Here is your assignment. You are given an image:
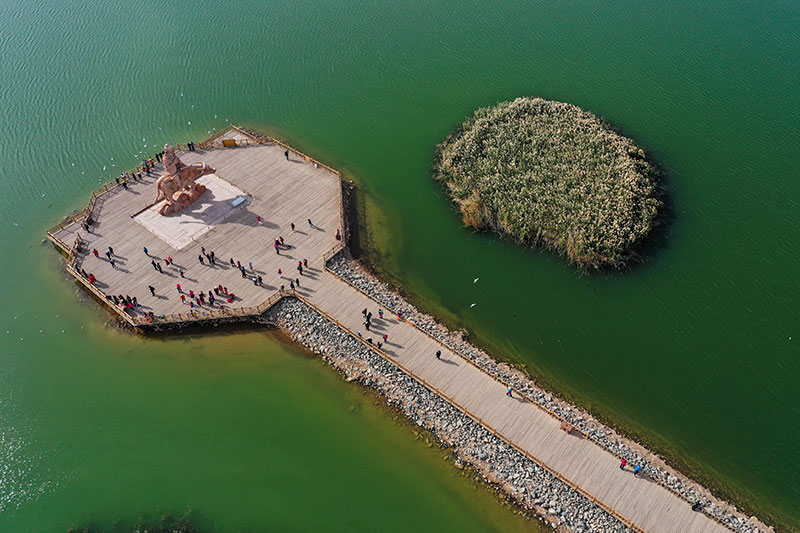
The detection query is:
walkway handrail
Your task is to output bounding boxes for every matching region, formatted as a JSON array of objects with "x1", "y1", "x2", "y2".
[
  {"x1": 322, "y1": 252, "x2": 737, "y2": 531},
  {"x1": 288, "y1": 292, "x2": 645, "y2": 533}
]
